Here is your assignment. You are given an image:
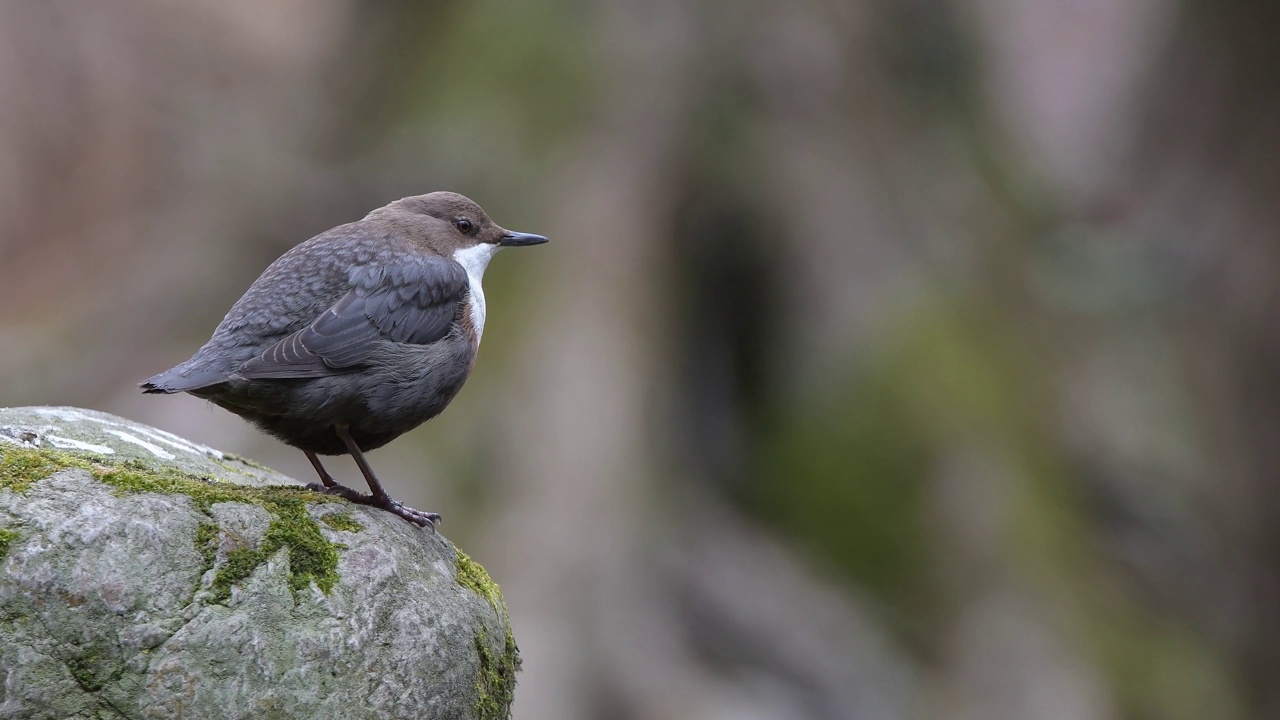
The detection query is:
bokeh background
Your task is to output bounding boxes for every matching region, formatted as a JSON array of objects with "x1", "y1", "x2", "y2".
[{"x1": 1, "y1": 1, "x2": 1278, "y2": 718}]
